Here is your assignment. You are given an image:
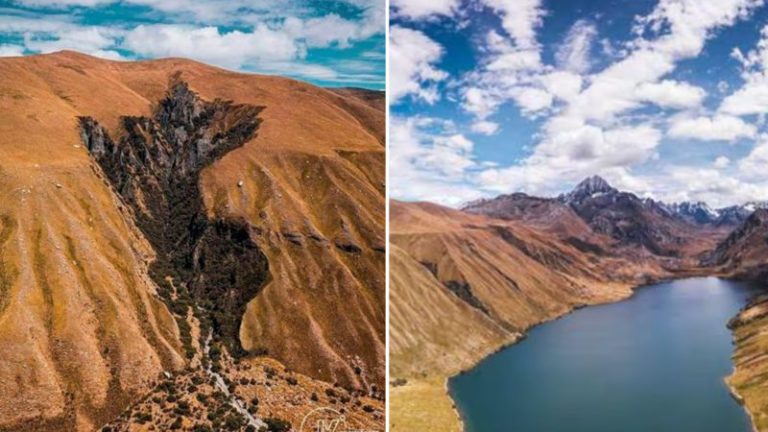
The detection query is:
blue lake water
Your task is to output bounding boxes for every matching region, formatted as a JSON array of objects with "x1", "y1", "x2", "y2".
[{"x1": 449, "y1": 277, "x2": 760, "y2": 432}]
